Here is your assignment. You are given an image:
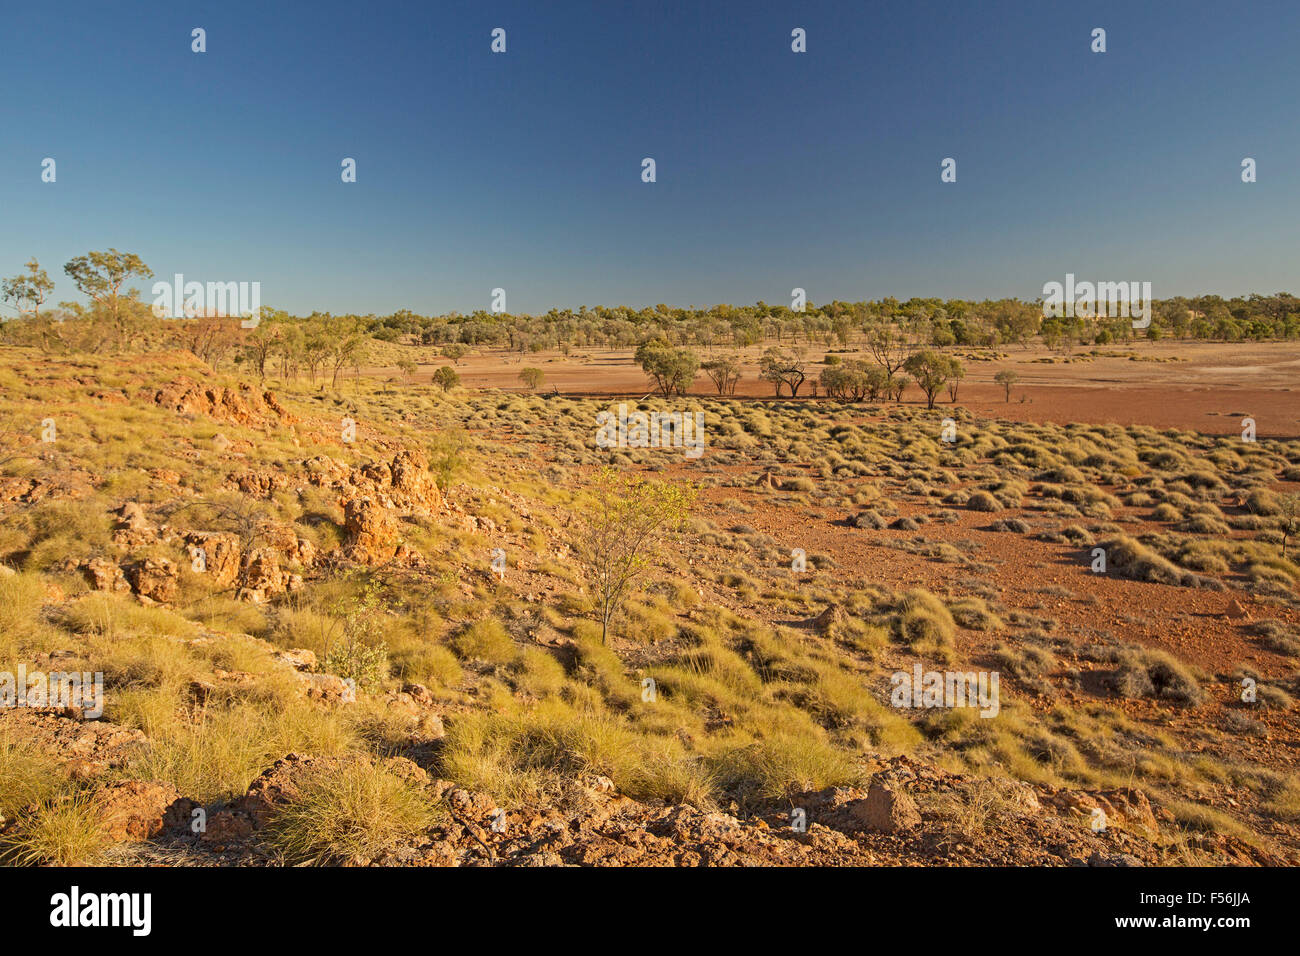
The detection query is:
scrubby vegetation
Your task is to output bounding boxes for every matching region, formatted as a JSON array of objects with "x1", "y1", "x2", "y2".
[{"x1": 0, "y1": 328, "x2": 1298, "y2": 867}]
